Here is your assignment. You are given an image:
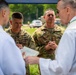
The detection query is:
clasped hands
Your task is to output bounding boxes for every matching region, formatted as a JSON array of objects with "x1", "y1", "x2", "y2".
[{"x1": 45, "y1": 41, "x2": 57, "y2": 50}]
